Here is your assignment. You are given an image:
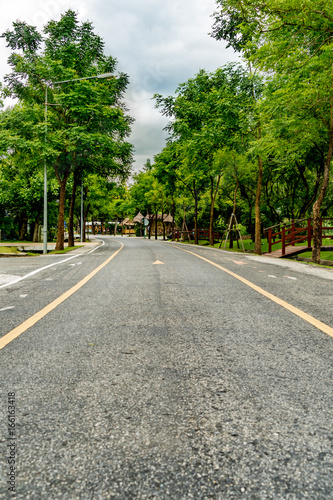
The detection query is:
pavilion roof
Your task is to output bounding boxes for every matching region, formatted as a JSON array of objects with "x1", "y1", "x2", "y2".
[{"x1": 132, "y1": 211, "x2": 145, "y2": 223}]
